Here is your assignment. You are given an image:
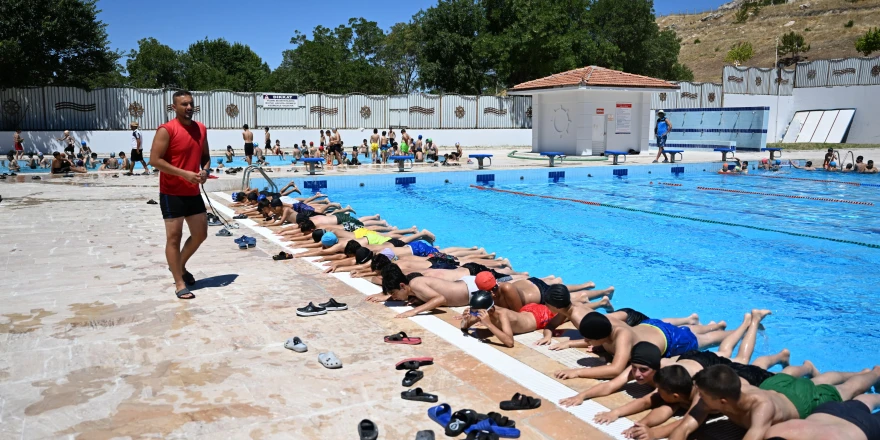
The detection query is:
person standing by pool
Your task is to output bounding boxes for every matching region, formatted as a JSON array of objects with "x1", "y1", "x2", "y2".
[
  {"x1": 13, "y1": 129, "x2": 24, "y2": 160},
  {"x1": 58, "y1": 130, "x2": 76, "y2": 156},
  {"x1": 242, "y1": 124, "x2": 254, "y2": 166},
  {"x1": 264, "y1": 127, "x2": 272, "y2": 154},
  {"x1": 149, "y1": 90, "x2": 210, "y2": 300},
  {"x1": 369, "y1": 129, "x2": 380, "y2": 164},
  {"x1": 328, "y1": 128, "x2": 343, "y2": 169},
  {"x1": 652, "y1": 110, "x2": 672, "y2": 163},
  {"x1": 129, "y1": 121, "x2": 150, "y2": 175}
]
